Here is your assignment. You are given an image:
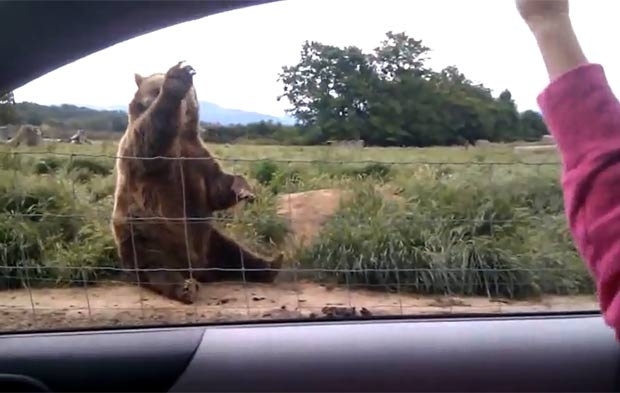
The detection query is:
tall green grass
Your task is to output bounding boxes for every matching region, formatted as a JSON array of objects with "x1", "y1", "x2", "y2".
[{"x1": 0, "y1": 142, "x2": 591, "y2": 299}]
